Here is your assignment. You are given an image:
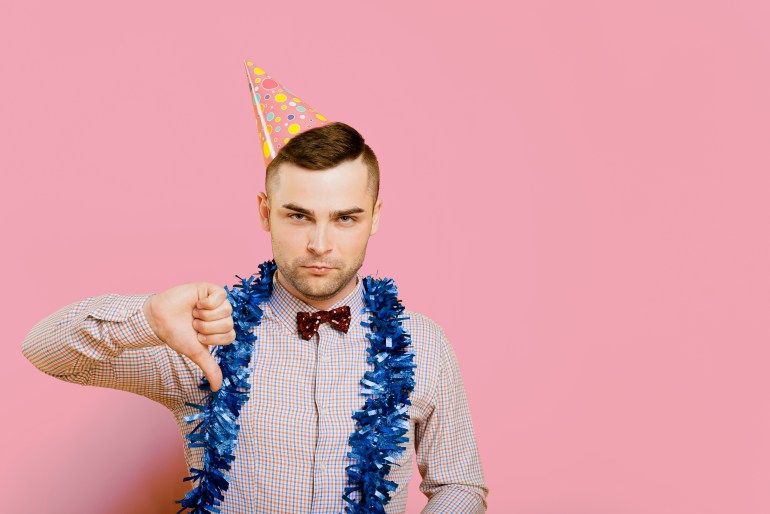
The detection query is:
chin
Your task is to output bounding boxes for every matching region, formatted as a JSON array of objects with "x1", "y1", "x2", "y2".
[{"x1": 302, "y1": 273, "x2": 348, "y2": 294}]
